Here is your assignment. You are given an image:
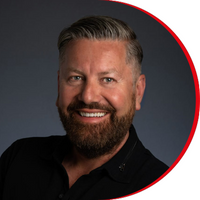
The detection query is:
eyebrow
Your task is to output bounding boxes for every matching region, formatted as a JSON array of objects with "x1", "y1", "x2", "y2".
[
  {"x1": 66, "y1": 67, "x2": 119, "y2": 76},
  {"x1": 98, "y1": 69, "x2": 119, "y2": 76},
  {"x1": 65, "y1": 67, "x2": 85, "y2": 75}
]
